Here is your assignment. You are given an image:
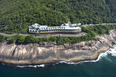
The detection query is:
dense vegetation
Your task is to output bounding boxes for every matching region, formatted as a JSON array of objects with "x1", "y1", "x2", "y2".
[
  {"x1": 0, "y1": 0, "x2": 116, "y2": 33},
  {"x1": 0, "y1": 25, "x2": 116, "y2": 45}
]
